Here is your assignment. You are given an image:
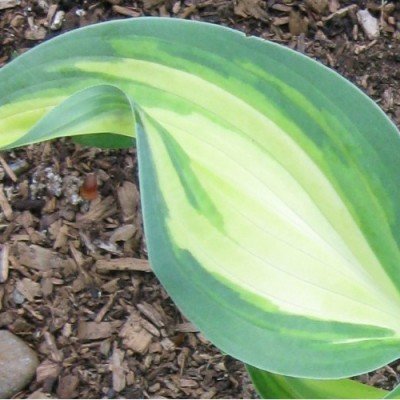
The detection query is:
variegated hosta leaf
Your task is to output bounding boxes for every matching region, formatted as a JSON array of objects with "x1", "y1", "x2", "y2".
[
  {"x1": 1, "y1": 18, "x2": 400, "y2": 379},
  {"x1": 246, "y1": 365, "x2": 387, "y2": 399}
]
